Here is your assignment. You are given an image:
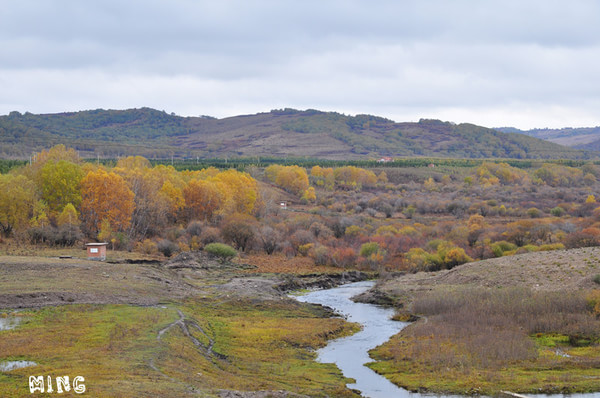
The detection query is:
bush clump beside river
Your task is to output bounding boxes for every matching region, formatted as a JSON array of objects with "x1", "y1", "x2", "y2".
[{"x1": 368, "y1": 286, "x2": 600, "y2": 395}]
